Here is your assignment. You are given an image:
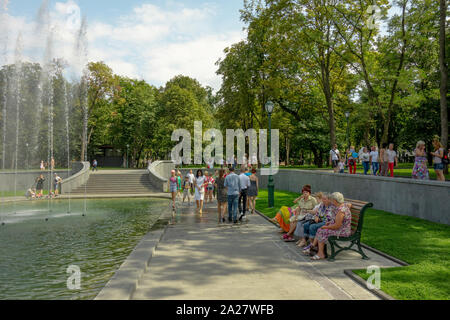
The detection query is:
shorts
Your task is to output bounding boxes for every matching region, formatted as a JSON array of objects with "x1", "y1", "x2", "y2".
[
  {"x1": 183, "y1": 189, "x2": 191, "y2": 198},
  {"x1": 332, "y1": 160, "x2": 339, "y2": 168},
  {"x1": 434, "y1": 163, "x2": 444, "y2": 171},
  {"x1": 170, "y1": 185, "x2": 177, "y2": 193},
  {"x1": 207, "y1": 185, "x2": 214, "y2": 191}
]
